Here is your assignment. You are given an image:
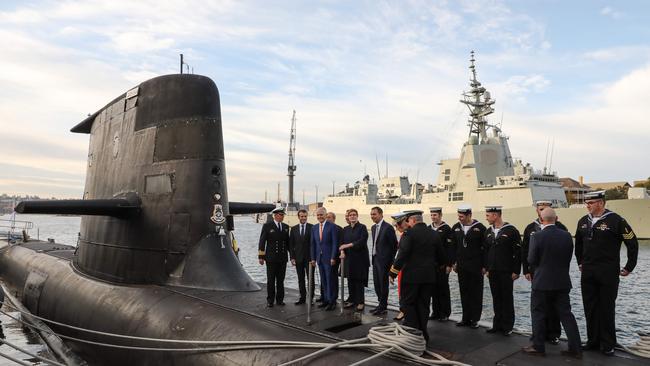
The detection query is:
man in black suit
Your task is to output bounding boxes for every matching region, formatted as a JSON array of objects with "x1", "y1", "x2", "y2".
[
  {"x1": 370, "y1": 206, "x2": 398, "y2": 315},
  {"x1": 522, "y1": 200, "x2": 568, "y2": 345},
  {"x1": 258, "y1": 207, "x2": 291, "y2": 307},
  {"x1": 289, "y1": 209, "x2": 313, "y2": 305},
  {"x1": 522, "y1": 207, "x2": 582, "y2": 359},
  {"x1": 389, "y1": 210, "x2": 446, "y2": 342}
]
